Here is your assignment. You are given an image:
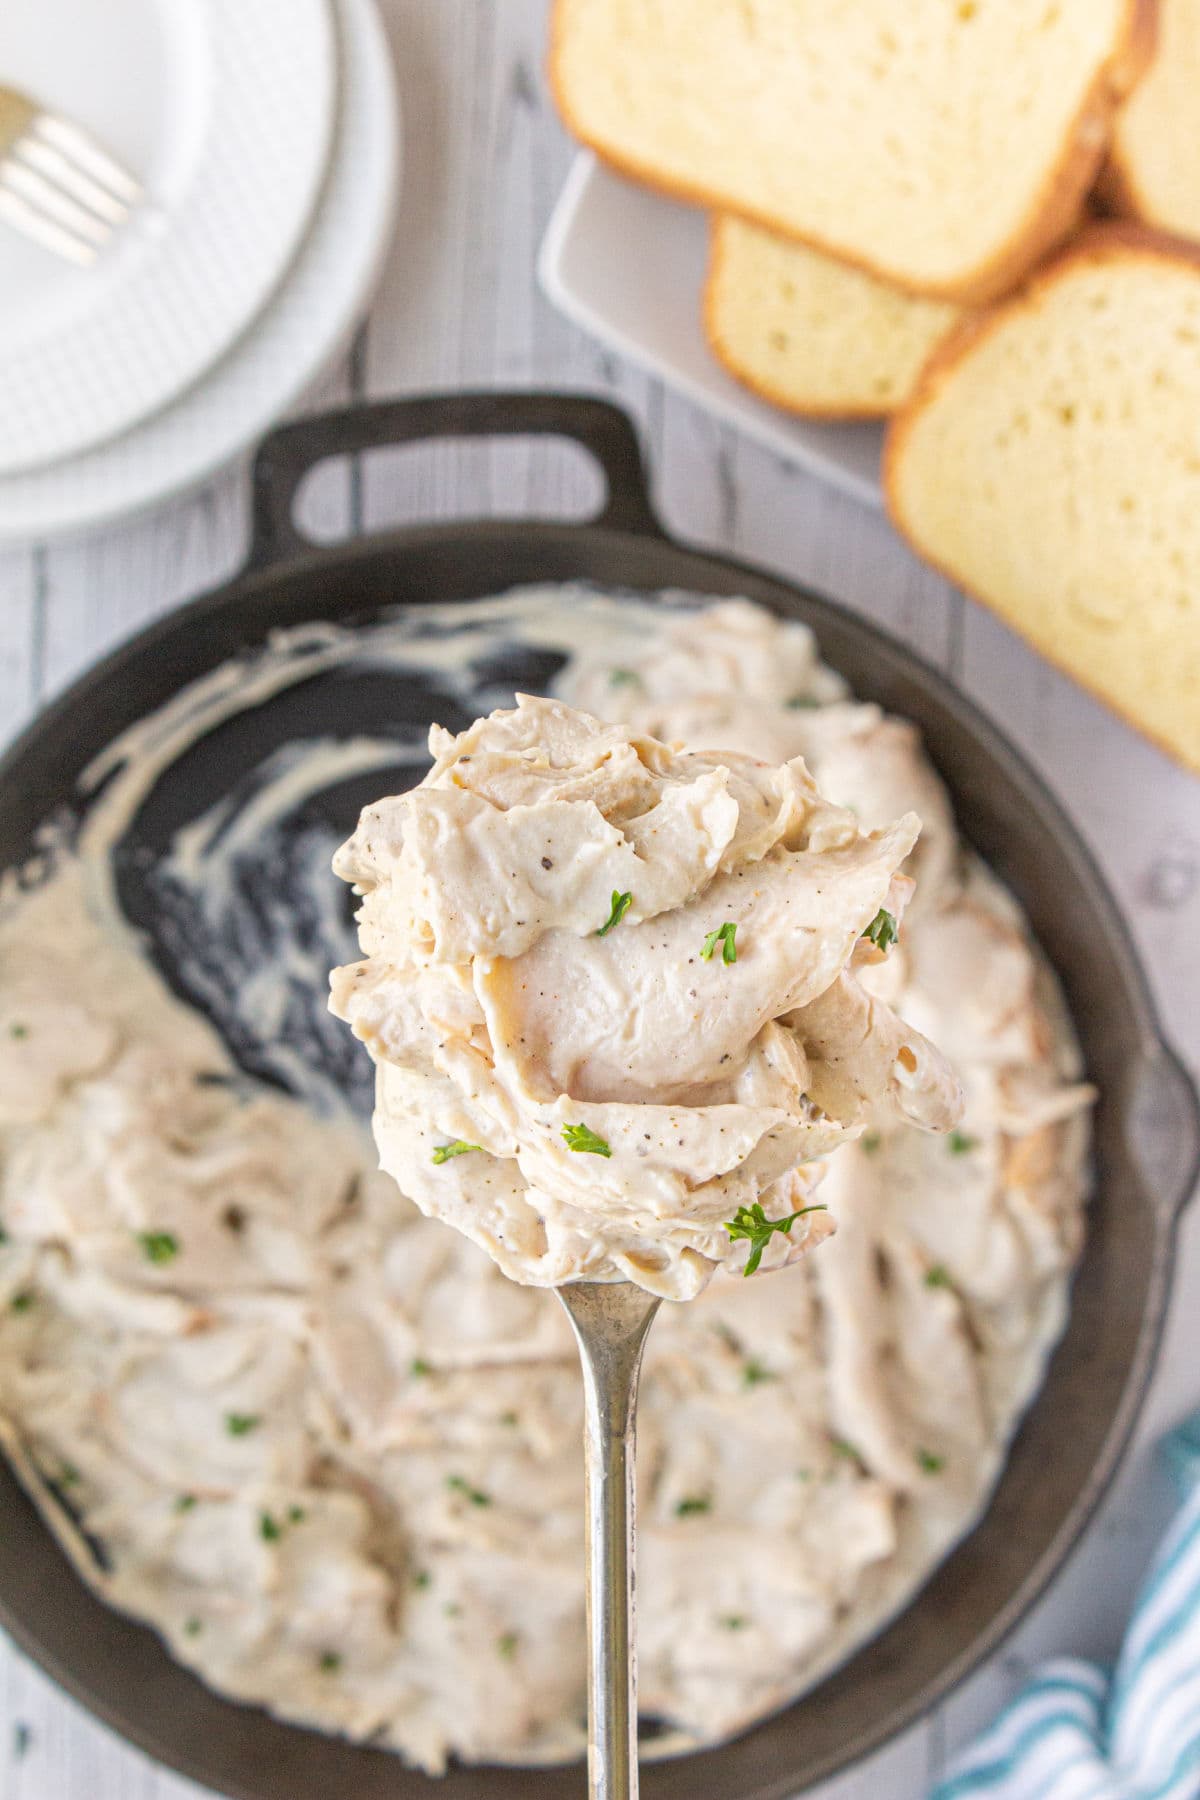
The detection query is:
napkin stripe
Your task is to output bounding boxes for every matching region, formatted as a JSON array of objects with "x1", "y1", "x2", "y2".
[{"x1": 931, "y1": 1412, "x2": 1200, "y2": 1800}]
